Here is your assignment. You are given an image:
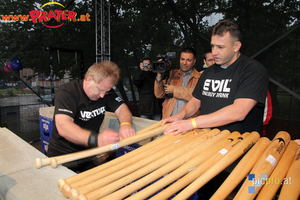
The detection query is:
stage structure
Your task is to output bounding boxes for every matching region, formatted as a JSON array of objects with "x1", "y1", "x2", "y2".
[
  {"x1": 49, "y1": 47, "x2": 84, "y2": 105},
  {"x1": 95, "y1": 0, "x2": 110, "y2": 62}
]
